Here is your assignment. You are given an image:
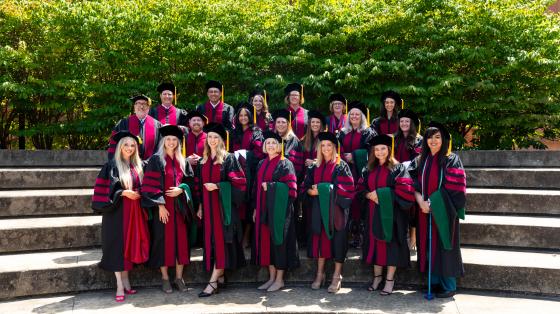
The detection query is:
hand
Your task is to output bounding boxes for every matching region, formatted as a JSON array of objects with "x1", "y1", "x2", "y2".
[
  {"x1": 305, "y1": 159, "x2": 315, "y2": 167},
  {"x1": 252, "y1": 211, "x2": 256, "y2": 223},
  {"x1": 204, "y1": 183, "x2": 219, "y2": 191},
  {"x1": 197, "y1": 204, "x2": 203, "y2": 219},
  {"x1": 159, "y1": 205, "x2": 170, "y2": 224},
  {"x1": 165, "y1": 187, "x2": 183, "y2": 197},
  {"x1": 187, "y1": 156, "x2": 198, "y2": 166},
  {"x1": 345, "y1": 153, "x2": 353, "y2": 162},
  {"x1": 122, "y1": 190, "x2": 140, "y2": 200},
  {"x1": 419, "y1": 200, "x2": 431, "y2": 214},
  {"x1": 367, "y1": 191, "x2": 378, "y2": 204},
  {"x1": 307, "y1": 184, "x2": 318, "y2": 196},
  {"x1": 261, "y1": 182, "x2": 267, "y2": 191}
]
